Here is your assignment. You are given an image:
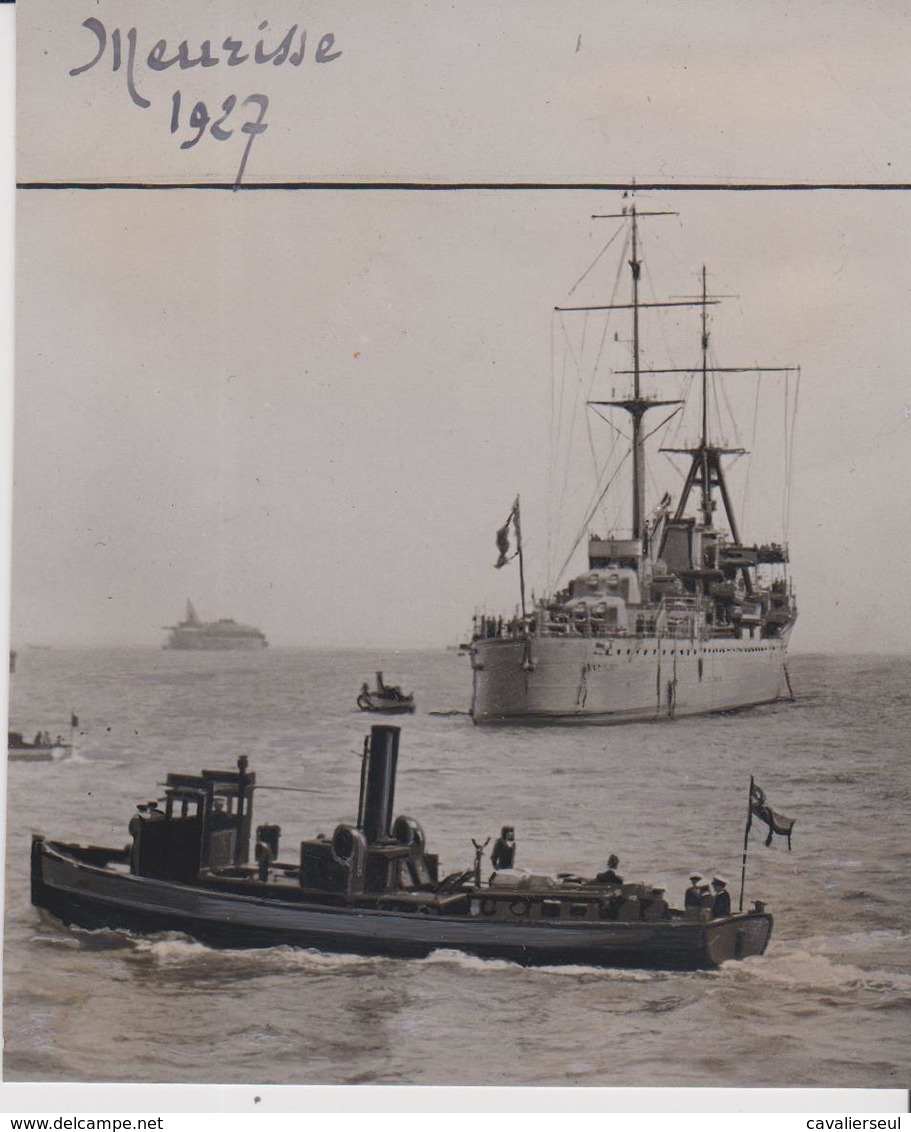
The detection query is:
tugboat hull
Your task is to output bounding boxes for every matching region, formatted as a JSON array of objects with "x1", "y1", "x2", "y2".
[{"x1": 32, "y1": 838, "x2": 772, "y2": 970}]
